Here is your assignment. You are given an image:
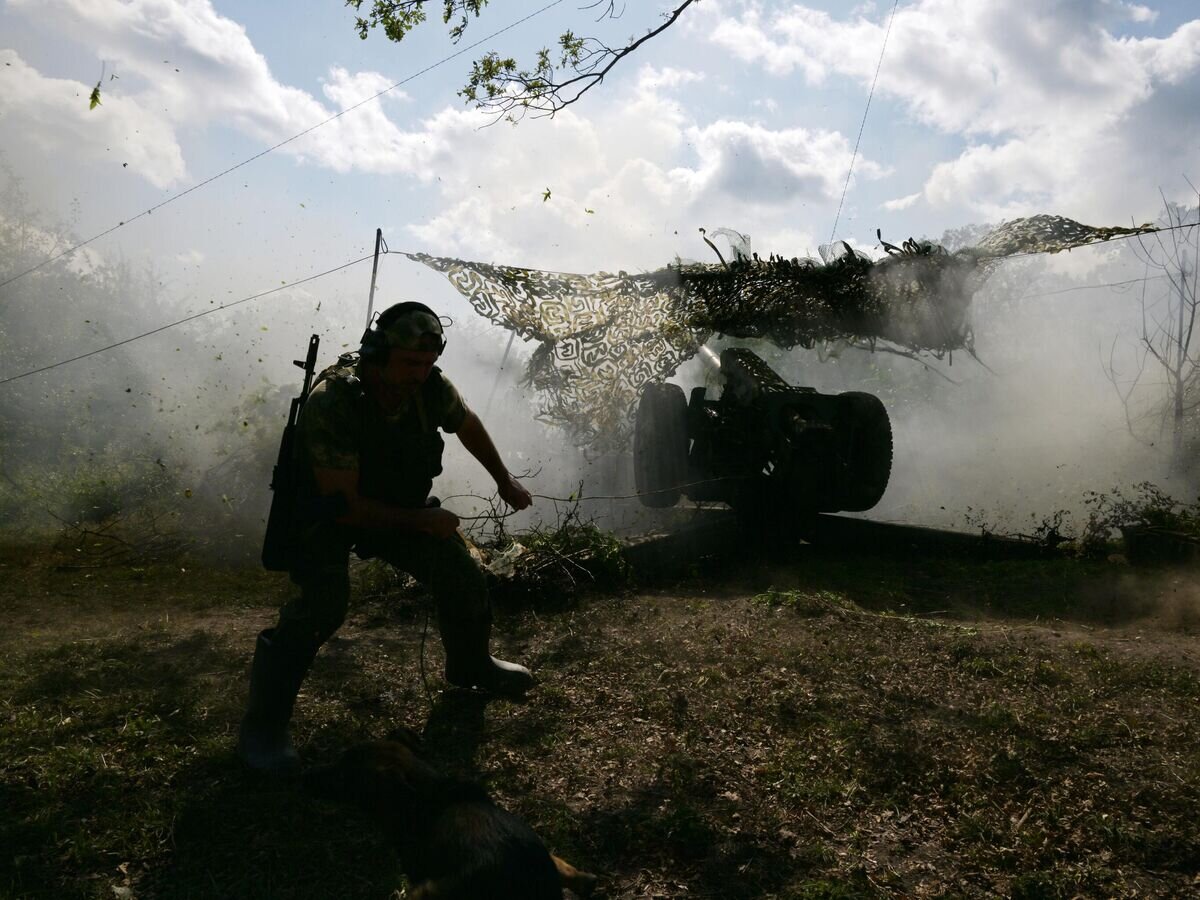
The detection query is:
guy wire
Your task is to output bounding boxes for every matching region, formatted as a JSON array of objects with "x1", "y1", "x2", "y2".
[
  {"x1": 829, "y1": 0, "x2": 900, "y2": 245},
  {"x1": 0, "y1": 252, "x2": 376, "y2": 386}
]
